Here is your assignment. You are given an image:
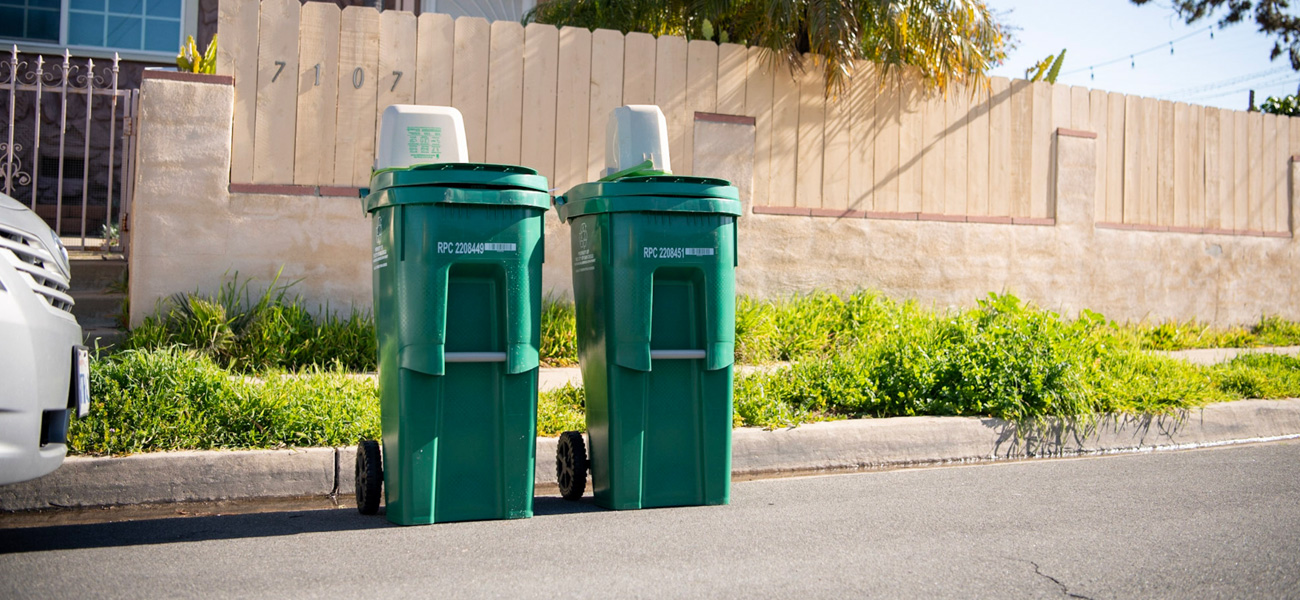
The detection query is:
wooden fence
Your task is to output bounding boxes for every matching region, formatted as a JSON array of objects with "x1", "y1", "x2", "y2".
[{"x1": 217, "y1": 0, "x2": 1295, "y2": 234}]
